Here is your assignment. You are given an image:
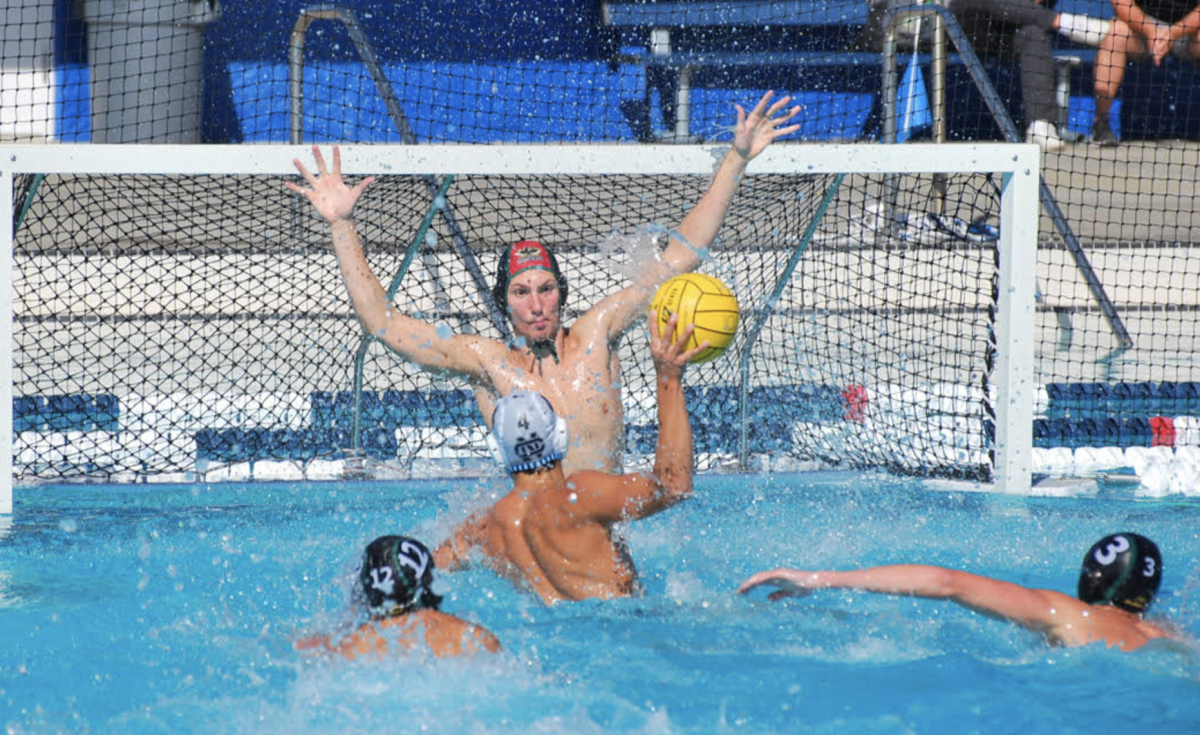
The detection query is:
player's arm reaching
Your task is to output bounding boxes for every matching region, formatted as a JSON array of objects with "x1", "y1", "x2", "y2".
[
  {"x1": 666, "y1": 90, "x2": 801, "y2": 274},
  {"x1": 570, "y1": 314, "x2": 702, "y2": 522},
  {"x1": 581, "y1": 91, "x2": 801, "y2": 341},
  {"x1": 286, "y1": 145, "x2": 495, "y2": 380},
  {"x1": 737, "y1": 565, "x2": 1075, "y2": 636}
]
